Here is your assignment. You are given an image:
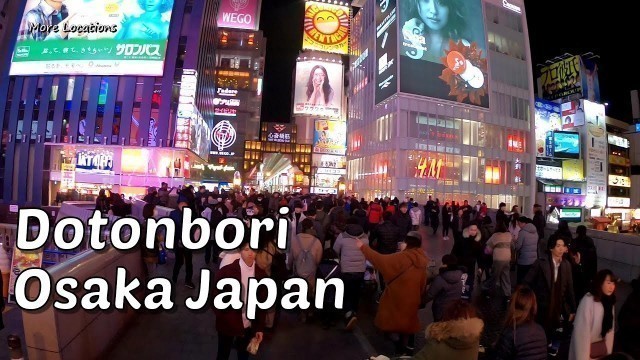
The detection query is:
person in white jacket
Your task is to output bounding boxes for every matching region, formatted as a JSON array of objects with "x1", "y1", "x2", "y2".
[
  {"x1": 409, "y1": 203, "x2": 422, "y2": 231},
  {"x1": 569, "y1": 269, "x2": 617, "y2": 360}
]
